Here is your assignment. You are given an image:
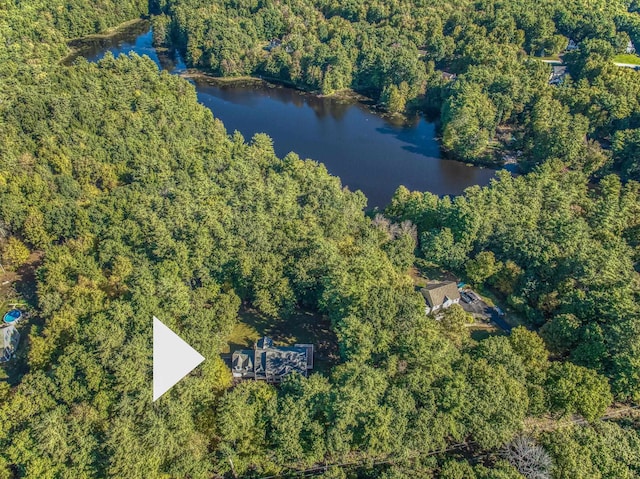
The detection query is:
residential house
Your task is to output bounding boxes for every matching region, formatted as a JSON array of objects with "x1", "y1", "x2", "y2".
[
  {"x1": 626, "y1": 40, "x2": 636, "y2": 54},
  {"x1": 566, "y1": 39, "x2": 579, "y2": 51},
  {"x1": 442, "y1": 71, "x2": 458, "y2": 81},
  {"x1": 0, "y1": 325, "x2": 19, "y2": 362},
  {"x1": 421, "y1": 281, "x2": 461, "y2": 315},
  {"x1": 266, "y1": 39, "x2": 282, "y2": 51},
  {"x1": 231, "y1": 336, "x2": 313, "y2": 383},
  {"x1": 549, "y1": 65, "x2": 567, "y2": 85},
  {"x1": 265, "y1": 38, "x2": 293, "y2": 54}
]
